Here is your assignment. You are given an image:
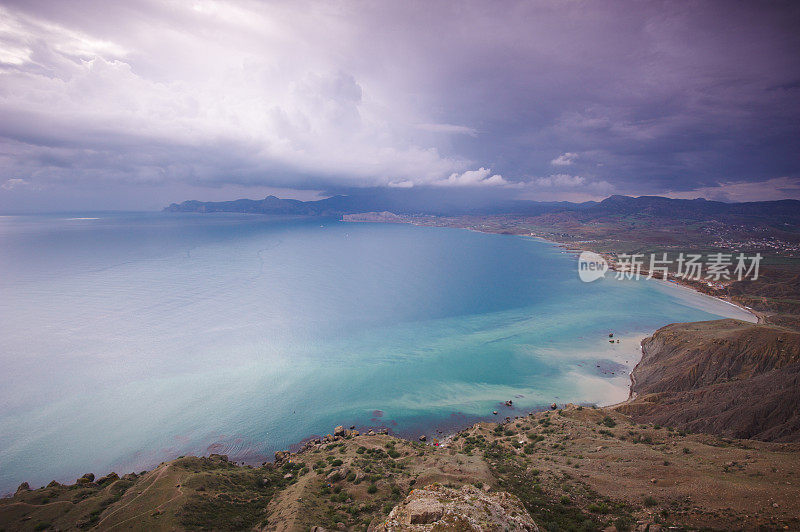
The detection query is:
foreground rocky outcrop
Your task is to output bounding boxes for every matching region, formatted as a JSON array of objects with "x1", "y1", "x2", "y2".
[
  {"x1": 616, "y1": 318, "x2": 800, "y2": 441},
  {"x1": 373, "y1": 484, "x2": 538, "y2": 531}
]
